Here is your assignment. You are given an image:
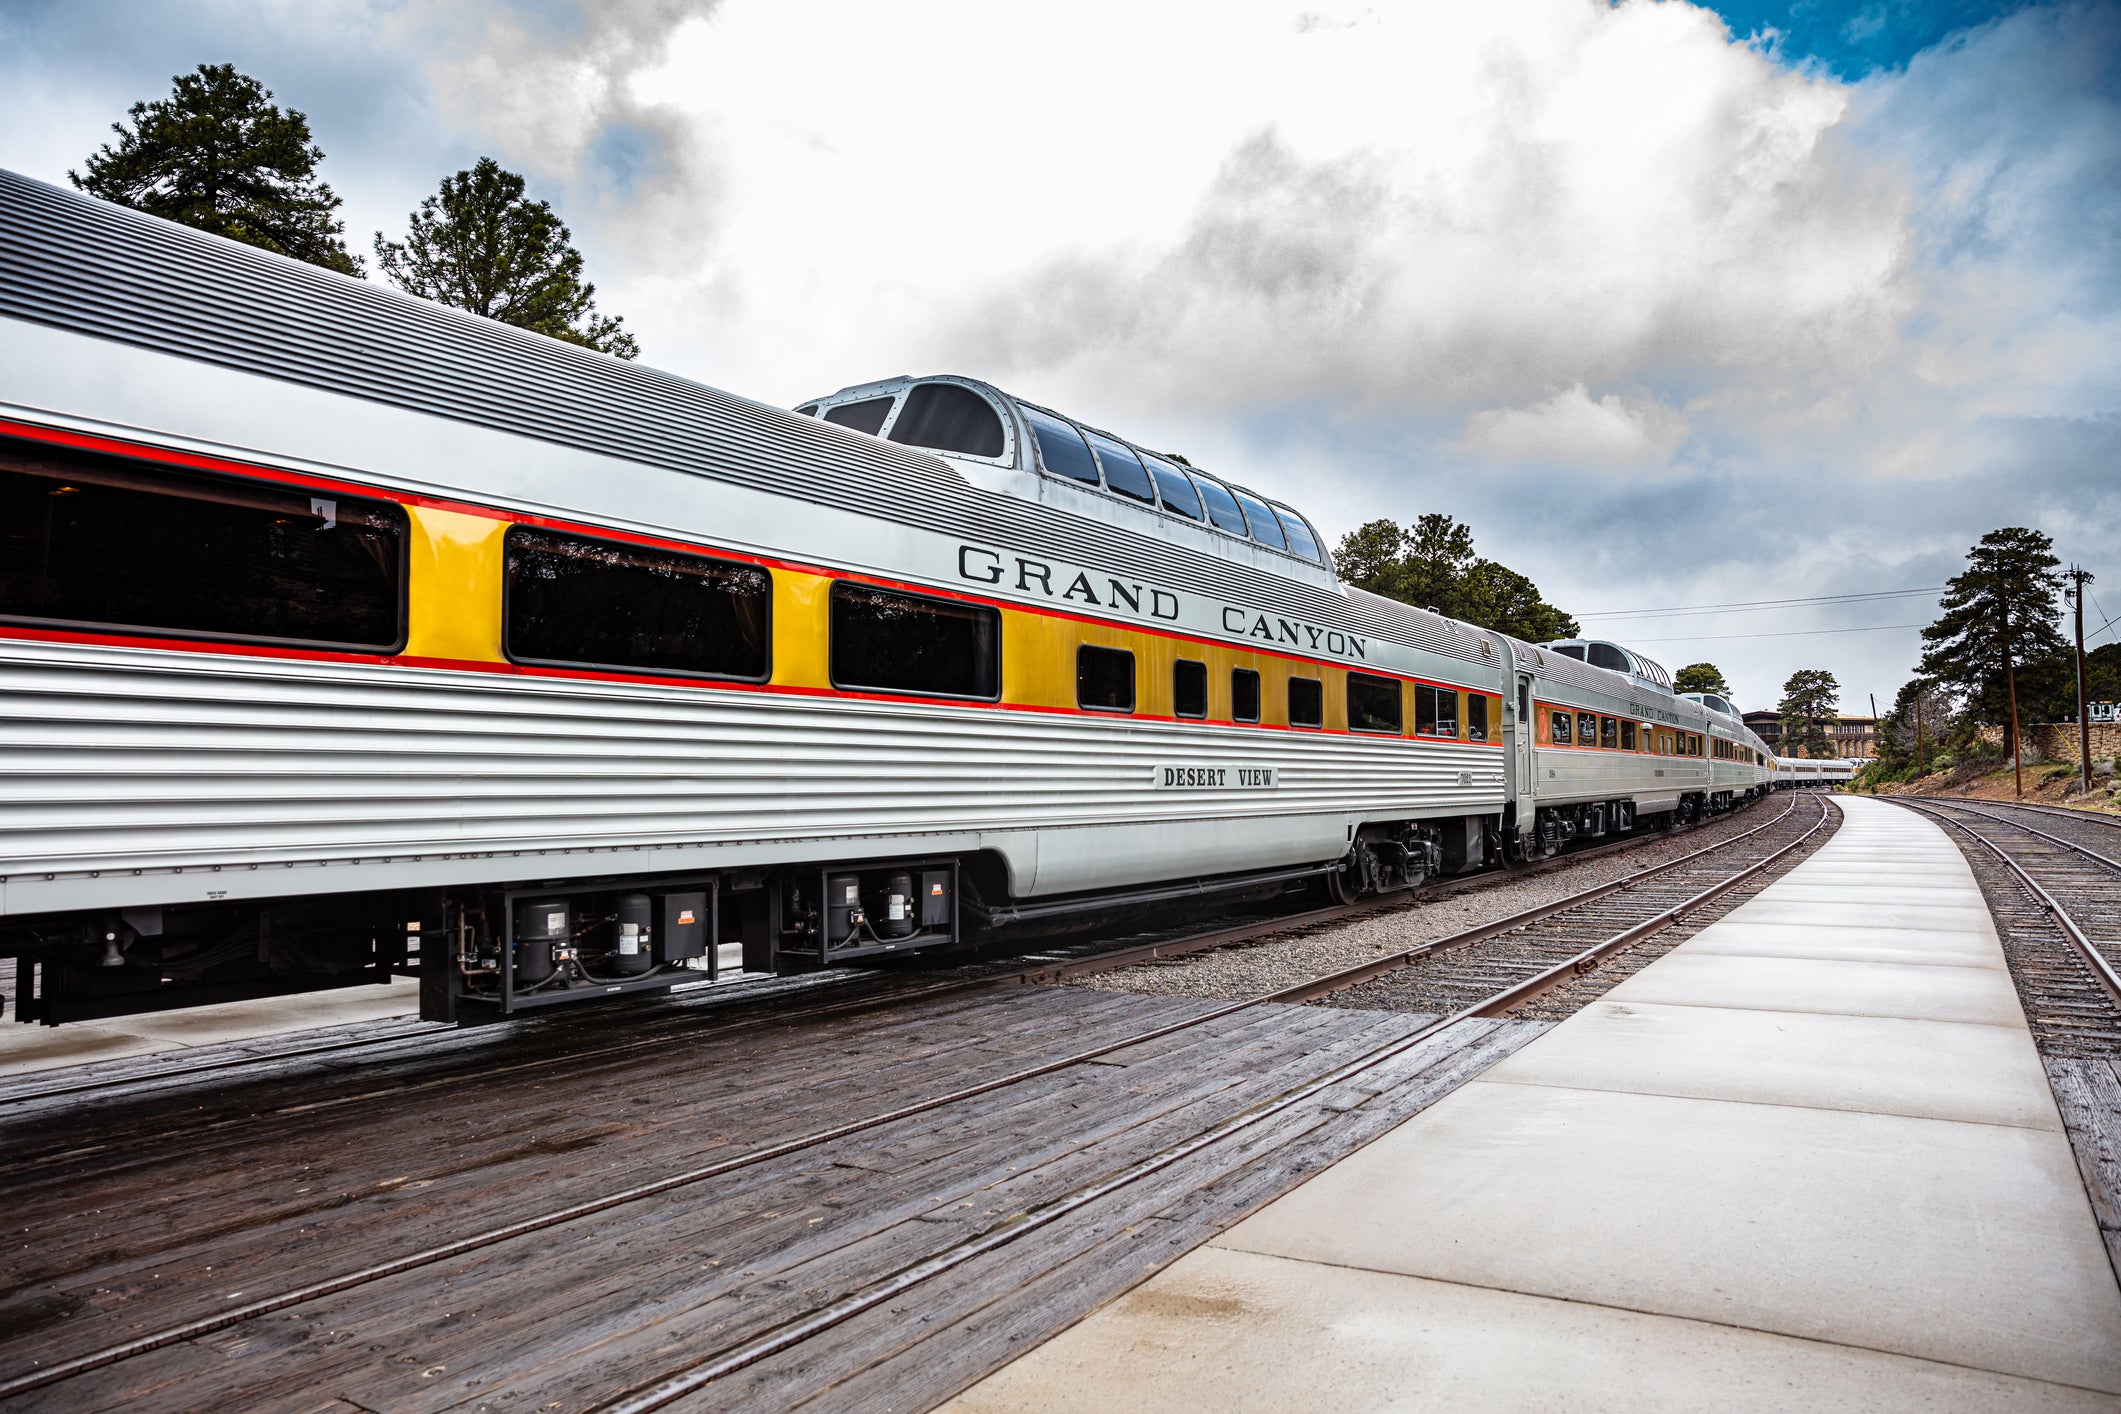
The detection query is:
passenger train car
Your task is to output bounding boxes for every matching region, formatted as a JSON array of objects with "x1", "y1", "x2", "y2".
[{"x1": 0, "y1": 170, "x2": 1773, "y2": 1026}]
